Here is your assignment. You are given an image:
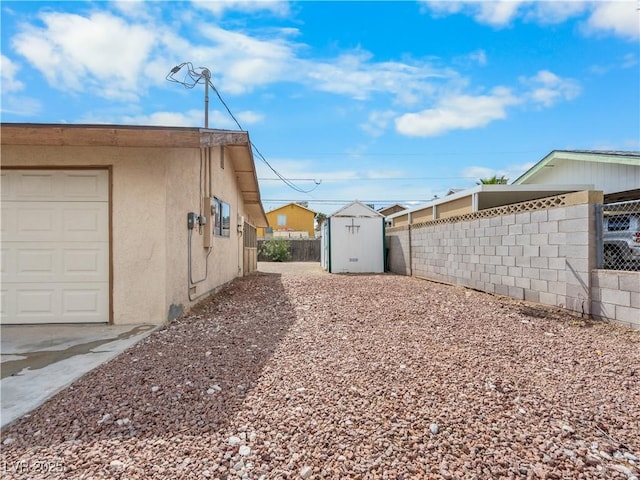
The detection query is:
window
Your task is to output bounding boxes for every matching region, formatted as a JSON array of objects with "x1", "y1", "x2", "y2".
[
  {"x1": 214, "y1": 197, "x2": 231, "y2": 237},
  {"x1": 277, "y1": 214, "x2": 287, "y2": 226}
]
